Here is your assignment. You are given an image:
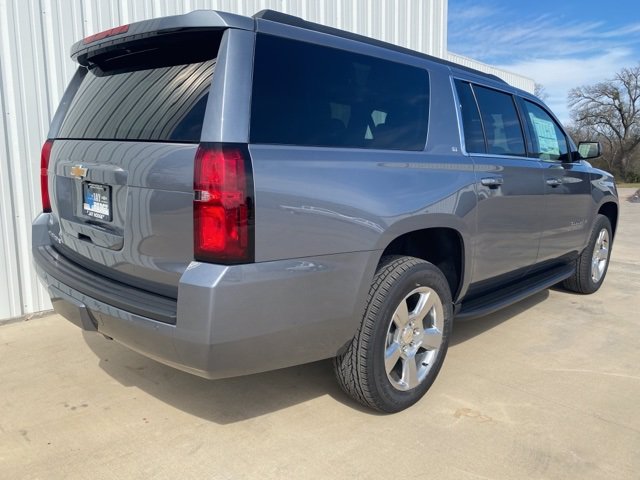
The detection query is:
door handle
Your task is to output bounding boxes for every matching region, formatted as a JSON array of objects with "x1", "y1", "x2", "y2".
[
  {"x1": 546, "y1": 178, "x2": 563, "y2": 187},
  {"x1": 480, "y1": 176, "x2": 504, "y2": 188}
]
